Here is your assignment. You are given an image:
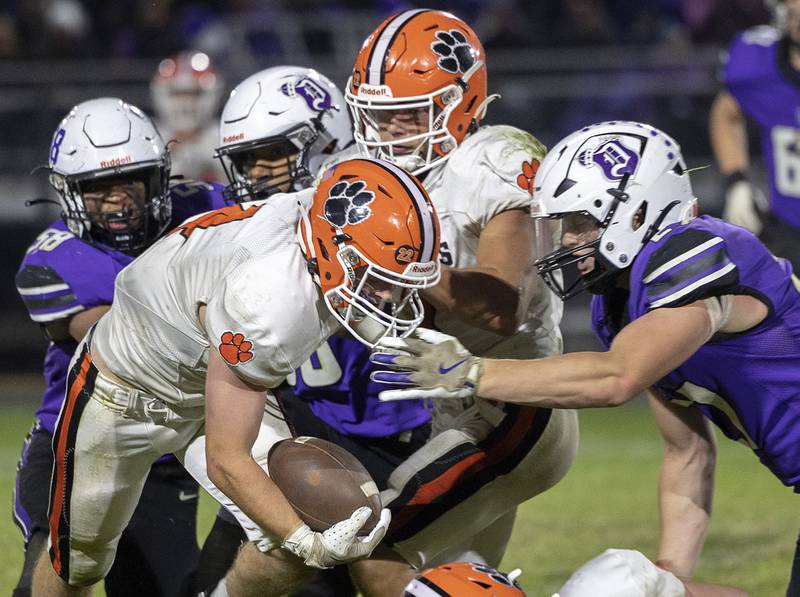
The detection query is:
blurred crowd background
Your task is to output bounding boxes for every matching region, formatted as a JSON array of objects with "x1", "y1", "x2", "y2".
[{"x1": 0, "y1": 0, "x2": 773, "y2": 374}]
